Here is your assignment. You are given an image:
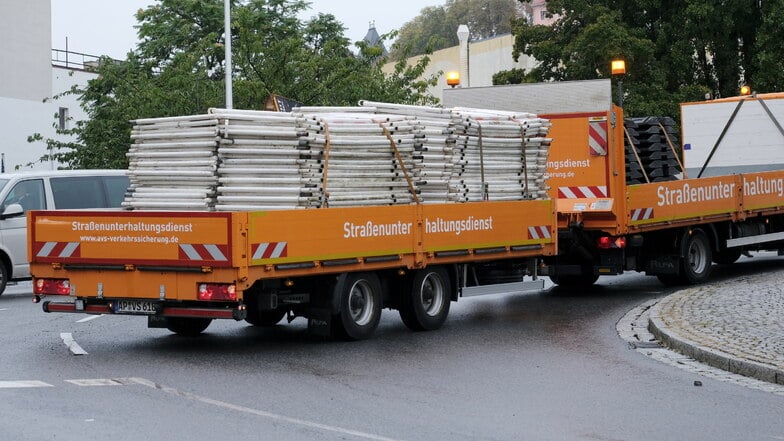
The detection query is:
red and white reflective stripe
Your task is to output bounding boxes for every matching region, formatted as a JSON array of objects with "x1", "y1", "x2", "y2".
[
  {"x1": 36, "y1": 242, "x2": 81, "y2": 258},
  {"x1": 252, "y1": 242, "x2": 288, "y2": 259},
  {"x1": 588, "y1": 118, "x2": 608, "y2": 156},
  {"x1": 179, "y1": 244, "x2": 228, "y2": 261},
  {"x1": 630, "y1": 208, "x2": 654, "y2": 221},
  {"x1": 528, "y1": 226, "x2": 551, "y2": 240},
  {"x1": 558, "y1": 186, "x2": 608, "y2": 198}
]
